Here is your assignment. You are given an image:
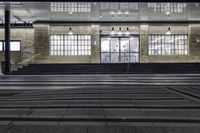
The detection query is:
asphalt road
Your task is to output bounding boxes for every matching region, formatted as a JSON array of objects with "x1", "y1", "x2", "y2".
[{"x1": 0, "y1": 74, "x2": 200, "y2": 133}]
